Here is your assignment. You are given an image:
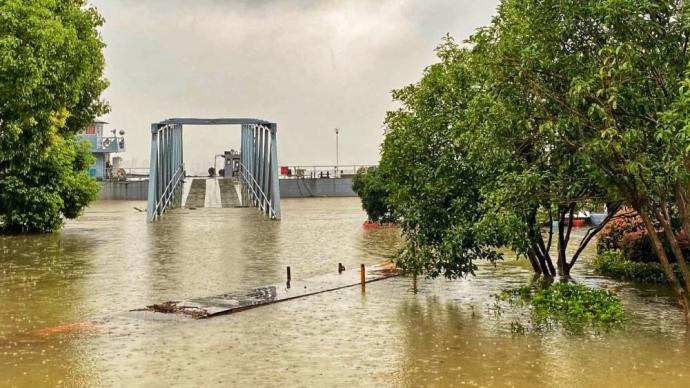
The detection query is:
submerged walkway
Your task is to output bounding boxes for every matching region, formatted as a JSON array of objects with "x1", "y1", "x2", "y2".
[
  {"x1": 141, "y1": 262, "x2": 401, "y2": 319},
  {"x1": 181, "y1": 178, "x2": 242, "y2": 209}
]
